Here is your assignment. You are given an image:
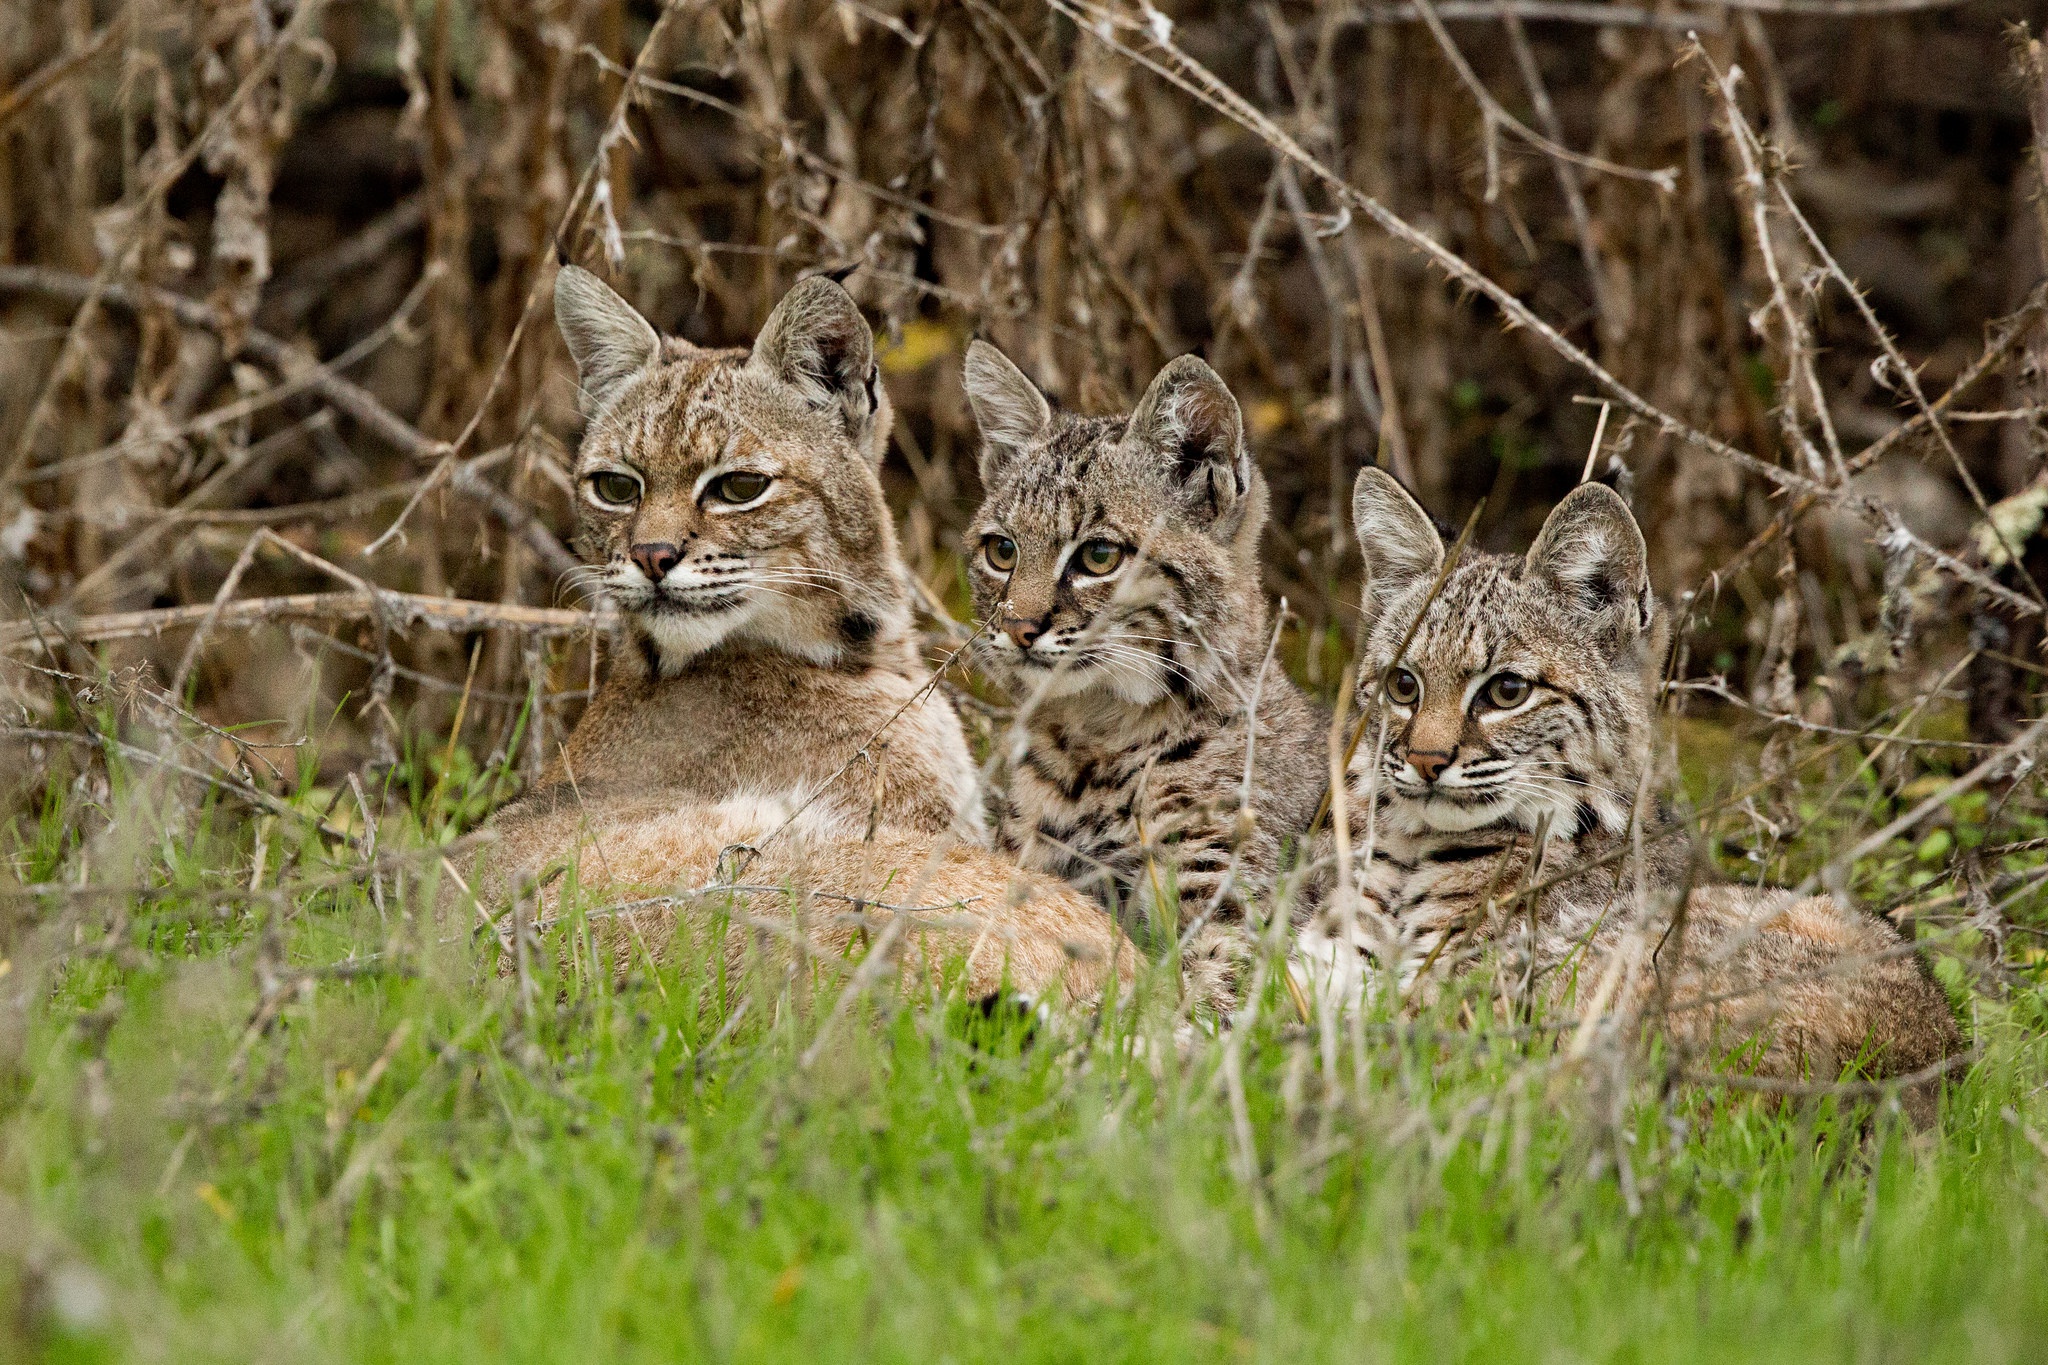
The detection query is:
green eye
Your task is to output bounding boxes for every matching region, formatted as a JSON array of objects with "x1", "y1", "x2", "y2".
[
  {"x1": 589, "y1": 471, "x2": 640, "y2": 507},
  {"x1": 983, "y1": 535, "x2": 1018, "y2": 573},
  {"x1": 1385, "y1": 667, "x2": 1421, "y2": 706},
  {"x1": 1483, "y1": 673, "x2": 1532, "y2": 709},
  {"x1": 1075, "y1": 540, "x2": 1125, "y2": 576},
  {"x1": 709, "y1": 470, "x2": 771, "y2": 504}
]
